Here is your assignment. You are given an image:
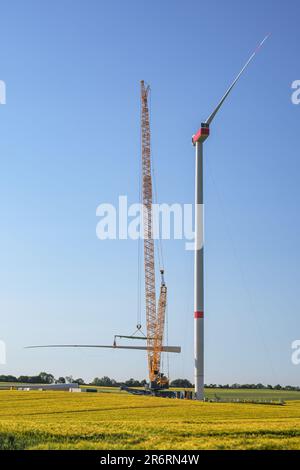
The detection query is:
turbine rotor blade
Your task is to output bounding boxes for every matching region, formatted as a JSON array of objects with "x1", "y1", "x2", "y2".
[
  {"x1": 25, "y1": 344, "x2": 181, "y2": 353},
  {"x1": 205, "y1": 34, "x2": 270, "y2": 125}
]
